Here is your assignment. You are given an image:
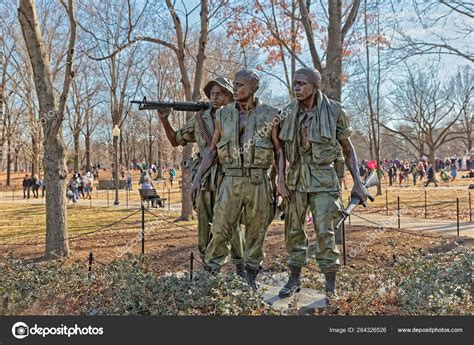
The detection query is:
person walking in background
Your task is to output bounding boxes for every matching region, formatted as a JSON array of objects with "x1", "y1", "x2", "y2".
[
  {"x1": 169, "y1": 168, "x2": 176, "y2": 186},
  {"x1": 31, "y1": 174, "x2": 40, "y2": 198},
  {"x1": 22, "y1": 174, "x2": 32, "y2": 199},
  {"x1": 388, "y1": 163, "x2": 396, "y2": 186},
  {"x1": 66, "y1": 186, "x2": 76, "y2": 203},
  {"x1": 450, "y1": 163, "x2": 458, "y2": 181},
  {"x1": 139, "y1": 170, "x2": 147, "y2": 185},
  {"x1": 417, "y1": 161, "x2": 425, "y2": 181},
  {"x1": 69, "y1": 174, "x2": 79, "y2": 201},
  {"x1": 125, "y1": 170, "x2": 133, "y2": 191},
  {"x1": 40, "y1": 178, "x2": 45, "y2": 197},
  {"x1": 411, "y1": 163, "x2": 418, "y2": 186},
  {"x1": 424, "y1": 164, "x2": 438, "y2": 187},
  {"x1": 84, "y1": 171, "x2": 93, "y2": 199},
  {"x1": 77, "y1": 173, "x2": 85, "y2": 199}
]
